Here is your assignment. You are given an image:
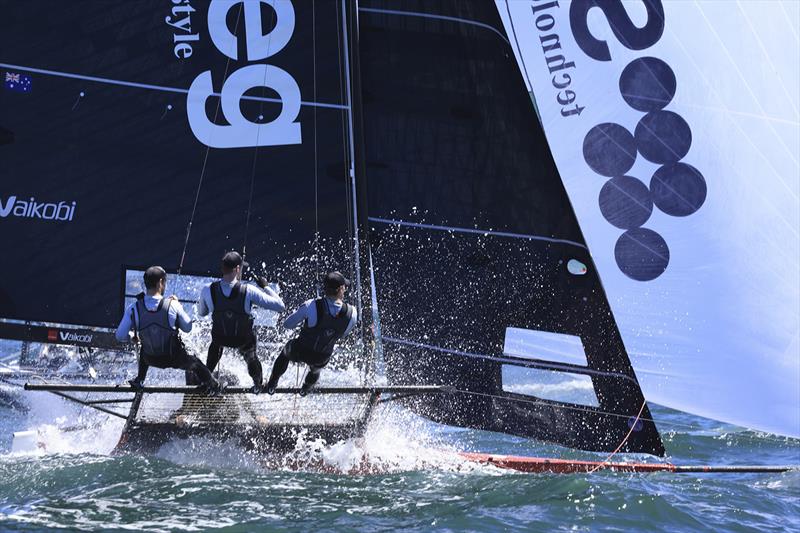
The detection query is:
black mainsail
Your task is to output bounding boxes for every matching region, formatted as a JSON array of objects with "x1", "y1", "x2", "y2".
[
  {"x1": 356, "y1": 0, "x2": 664, "y2": 455},
  {"x1": 3, "y1": 0, "x2": 664, "y2": 457},
  {"x1": 0, "y1": 1, "x2": 368, "y2": 362}
]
